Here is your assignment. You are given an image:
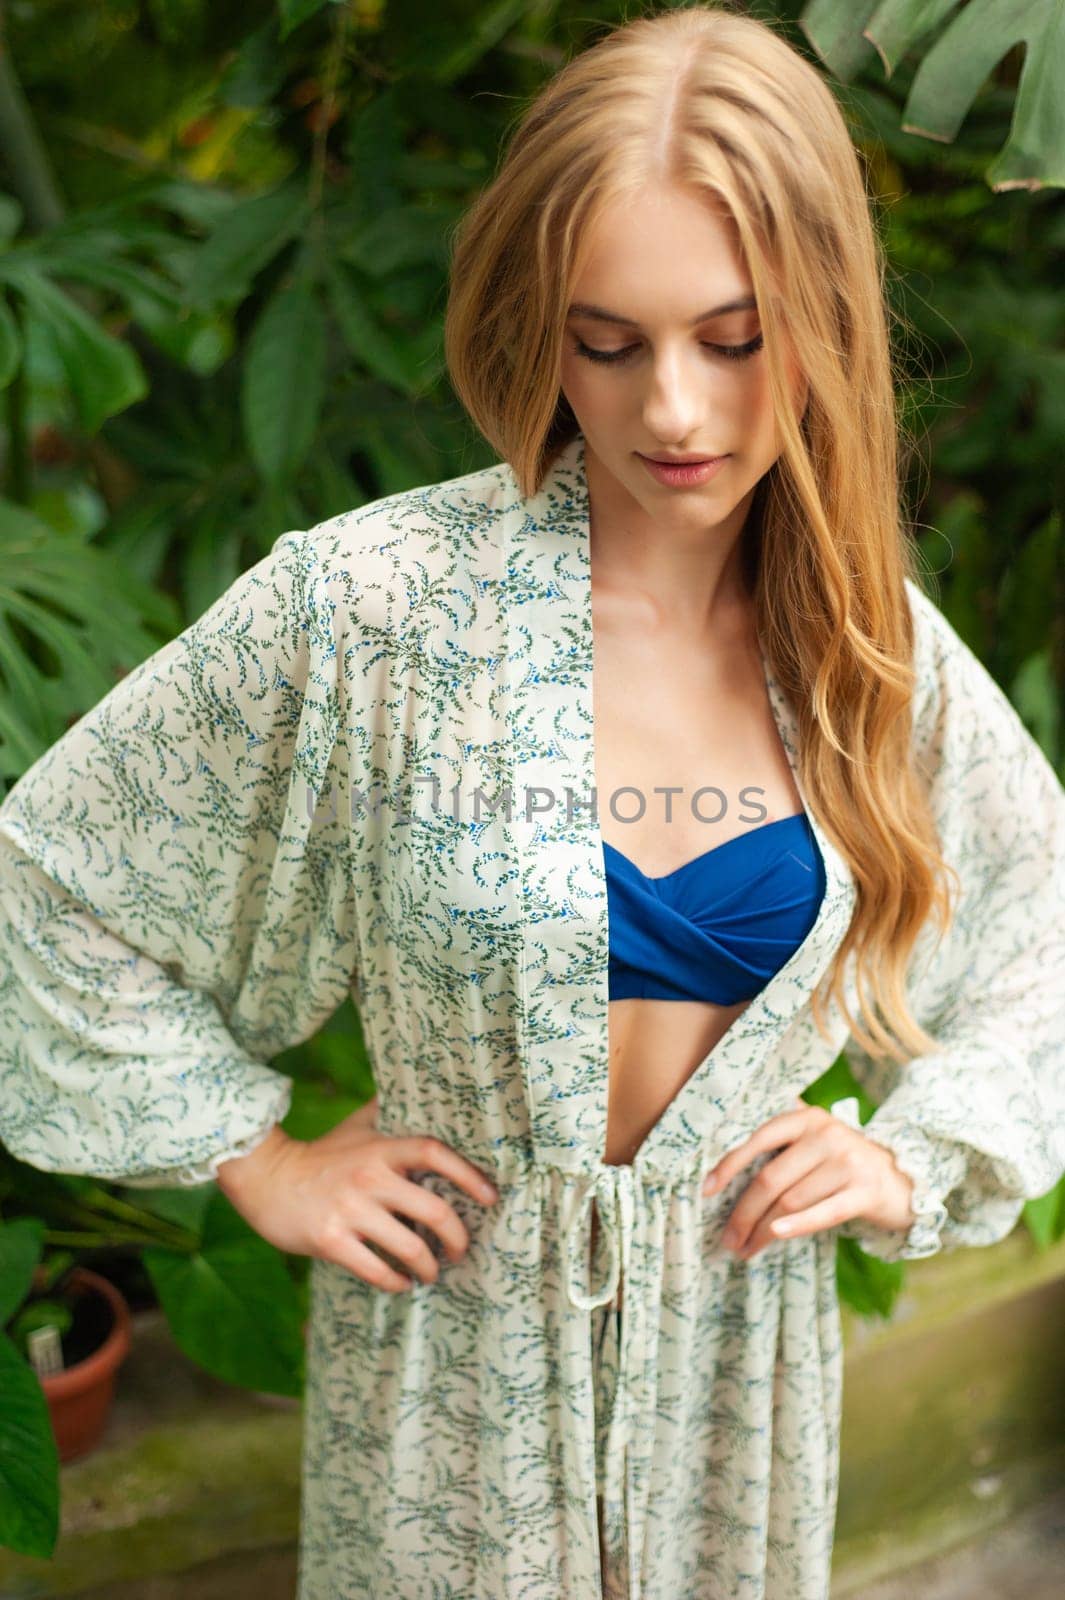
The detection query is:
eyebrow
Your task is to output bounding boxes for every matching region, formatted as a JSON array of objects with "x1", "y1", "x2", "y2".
[{"x1": 566, "y1": 295, "x2": 758, "y2": 327}]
